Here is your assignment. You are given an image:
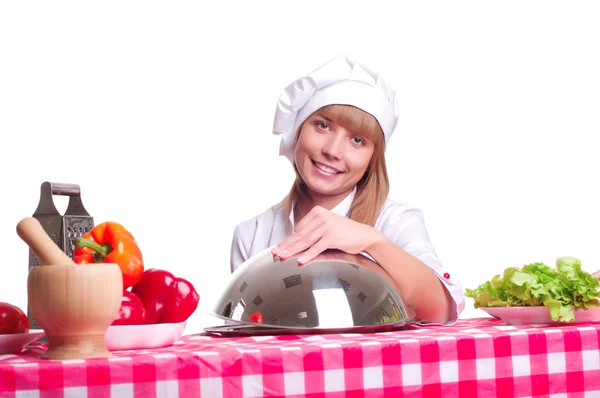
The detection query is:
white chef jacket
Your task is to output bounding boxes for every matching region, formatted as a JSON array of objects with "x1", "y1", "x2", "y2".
[{"x1": 229, "y1": 187, "x2": 465, "y2": 325}]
